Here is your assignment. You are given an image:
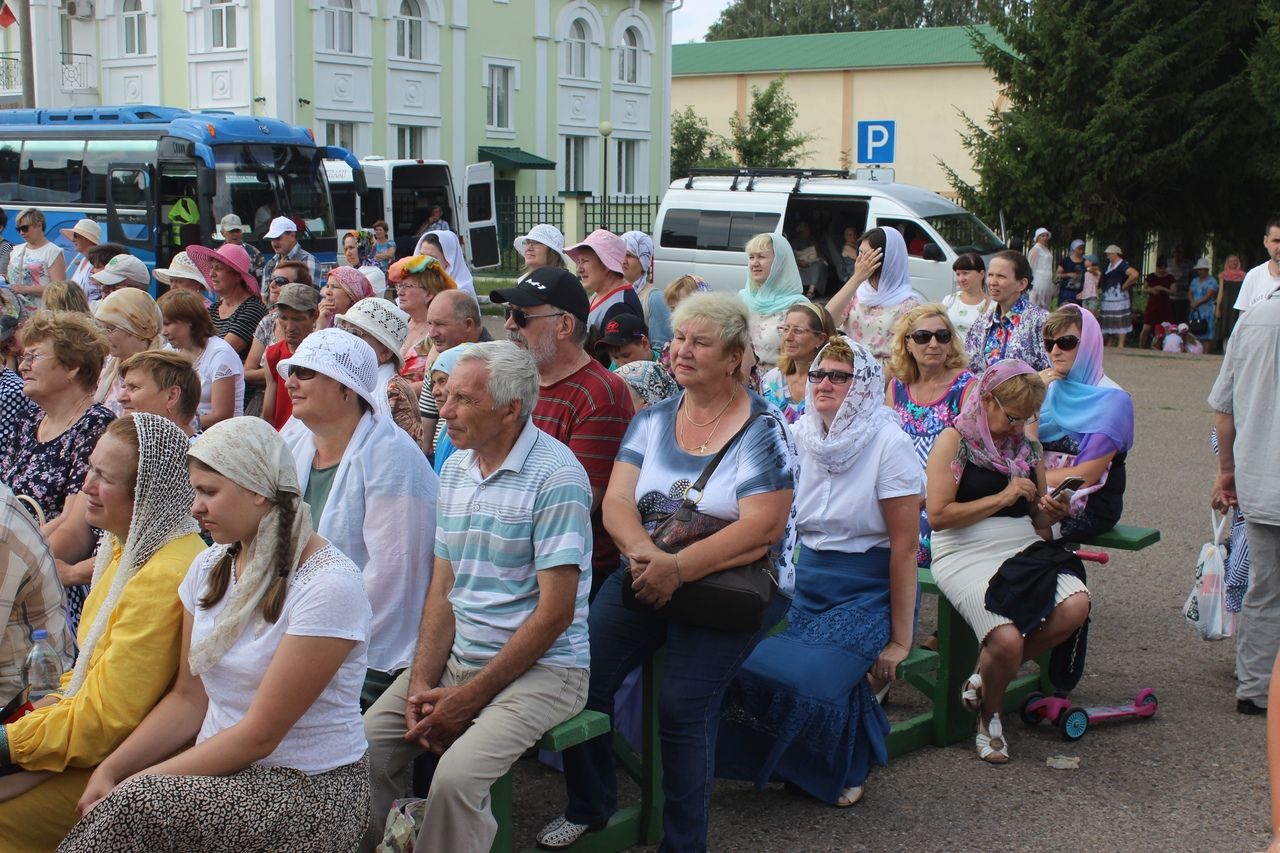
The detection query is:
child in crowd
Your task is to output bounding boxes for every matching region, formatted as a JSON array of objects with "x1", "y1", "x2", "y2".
[
  {"x1": 1080, "y1": 254, "x2": 1101, "y2": 316},
  {"x1": 1162, "y1": 322, "x2": 1185, "y2": 353},
  {"x1": 1183, "y1": 323, "x2": 1205, "y2": 354}
]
